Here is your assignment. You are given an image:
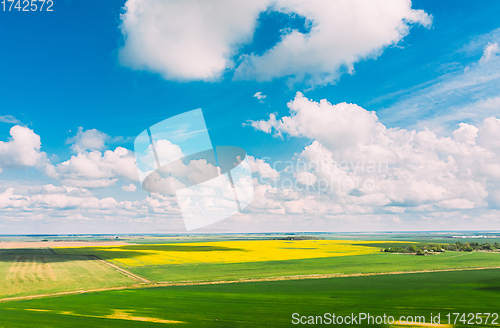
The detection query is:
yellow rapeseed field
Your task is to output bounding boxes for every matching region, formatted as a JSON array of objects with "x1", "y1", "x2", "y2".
[{"x1": 55, "y1": 240, "x2": 398, "y2": 267}]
